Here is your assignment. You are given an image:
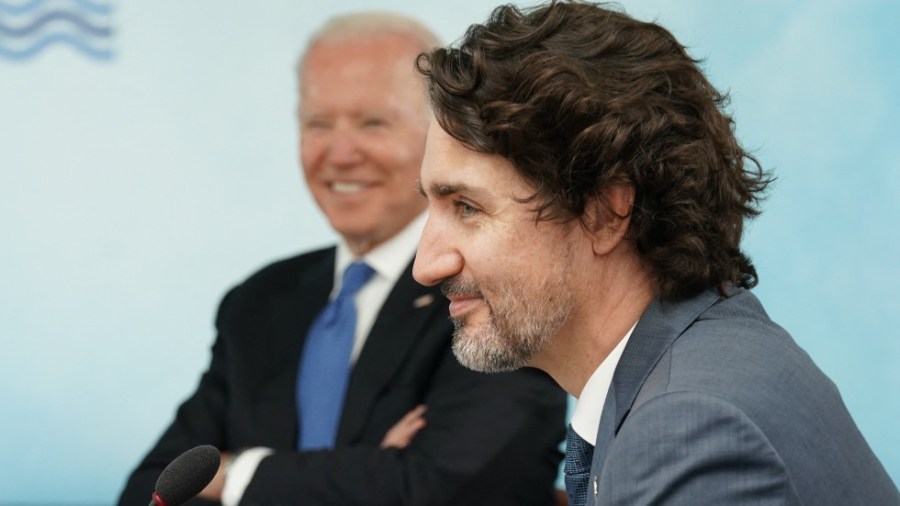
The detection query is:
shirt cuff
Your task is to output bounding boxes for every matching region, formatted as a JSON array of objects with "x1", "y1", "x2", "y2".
[{"x1": 221, "y1": 447, "x2": 274, "y2": 506}]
